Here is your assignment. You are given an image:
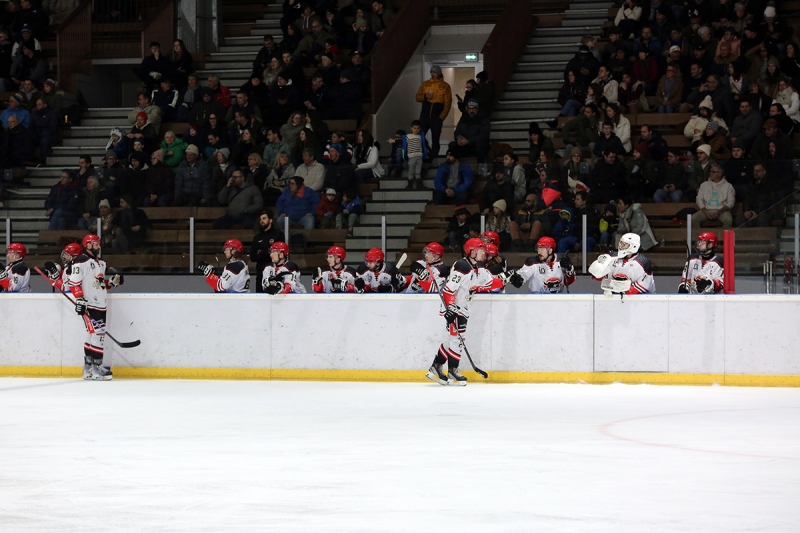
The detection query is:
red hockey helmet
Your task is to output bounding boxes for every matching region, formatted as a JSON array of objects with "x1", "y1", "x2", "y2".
[
  {"x1": 327, "y1": 245, "x2": 346, "y2": 261},
  {"x1": 485, "y1": 243, "x2": 498, "y2": 258},
  {"x1": 697, "y1": 231, "x2": 718, "y2": 248},
  {"x1": 82, "y1": 234, "x2": 101, "y2": 248},
  {"x1": 223, "y1": 238, "x2": 244, "y2": 253},
  {"x1": 6, "y1": 242, "x2": 26, "y2": 258},
  {"x1": 64, "y1": 243, "x2": 83, "y2": 257},
  {"x1": 423, "y1": 242, "x2": 444, "y2": 258},
  {"x1": 537, "y1": 236, "x2": 557, "y2": 250},
  {"x1": 365, "y1": 247, "x2": 384, "y2": 263},
  {"x1": 481, "y1": 231, "x2": 500, "y2": 246},
  {"x1": 270, "y1": 241, "x2": 290, "y2": 255},
  {"x1": 463, "y1": 237, "x2": 486, "y2": 256}
]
